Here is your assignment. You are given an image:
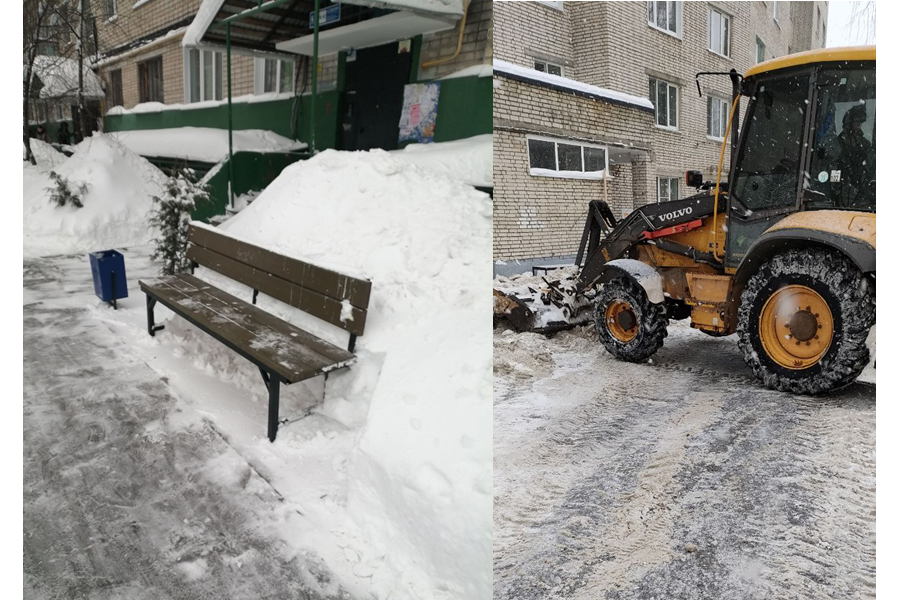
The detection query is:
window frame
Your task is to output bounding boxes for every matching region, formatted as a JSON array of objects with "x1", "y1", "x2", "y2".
[
  {"x1": 526, "y1": 135, "x2": 610, "y2": 180},
  {"x1": 105, "y1": 0, "x2": 117, "y2": 20},
  {"x1": 657, "y1": 176, "x2": 679, "y2": 203},
  {"x1": 533, "y1": 59, "x2": 564, "y2": 77},
  {"x1": 706, "y1": 95, "x2": 730, "y2": 140},
  {"x1": 536, "y1": 1, "x2": 564, "y2": 11},
  {"x1": 184, "y1": 48, "x2": 224, "y2": 103},
  {"x1": 773, "y1": 0, "x2": 781, "y2": 23},
  {"x1": 647, "y1": 1, "x2": 682, "y2": 39},
  {"x1": 108, "y1": 68, "x2": 123, "y2": 108},
  {"x1": 253, "y1": 58, "x2": 296, "y2": 95},
  {"x1": 707, "y1": 6, "x2": 731, "y2": 58},
  {"x1": 137, "y1": 55, "x2": 164, "y2": 104},
  {"x1": 649, "y1": 77, "x2": 679, "y2": 130},
  {"x1": 755, "y1": 37, "x2": 766, "y2": 64}
]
